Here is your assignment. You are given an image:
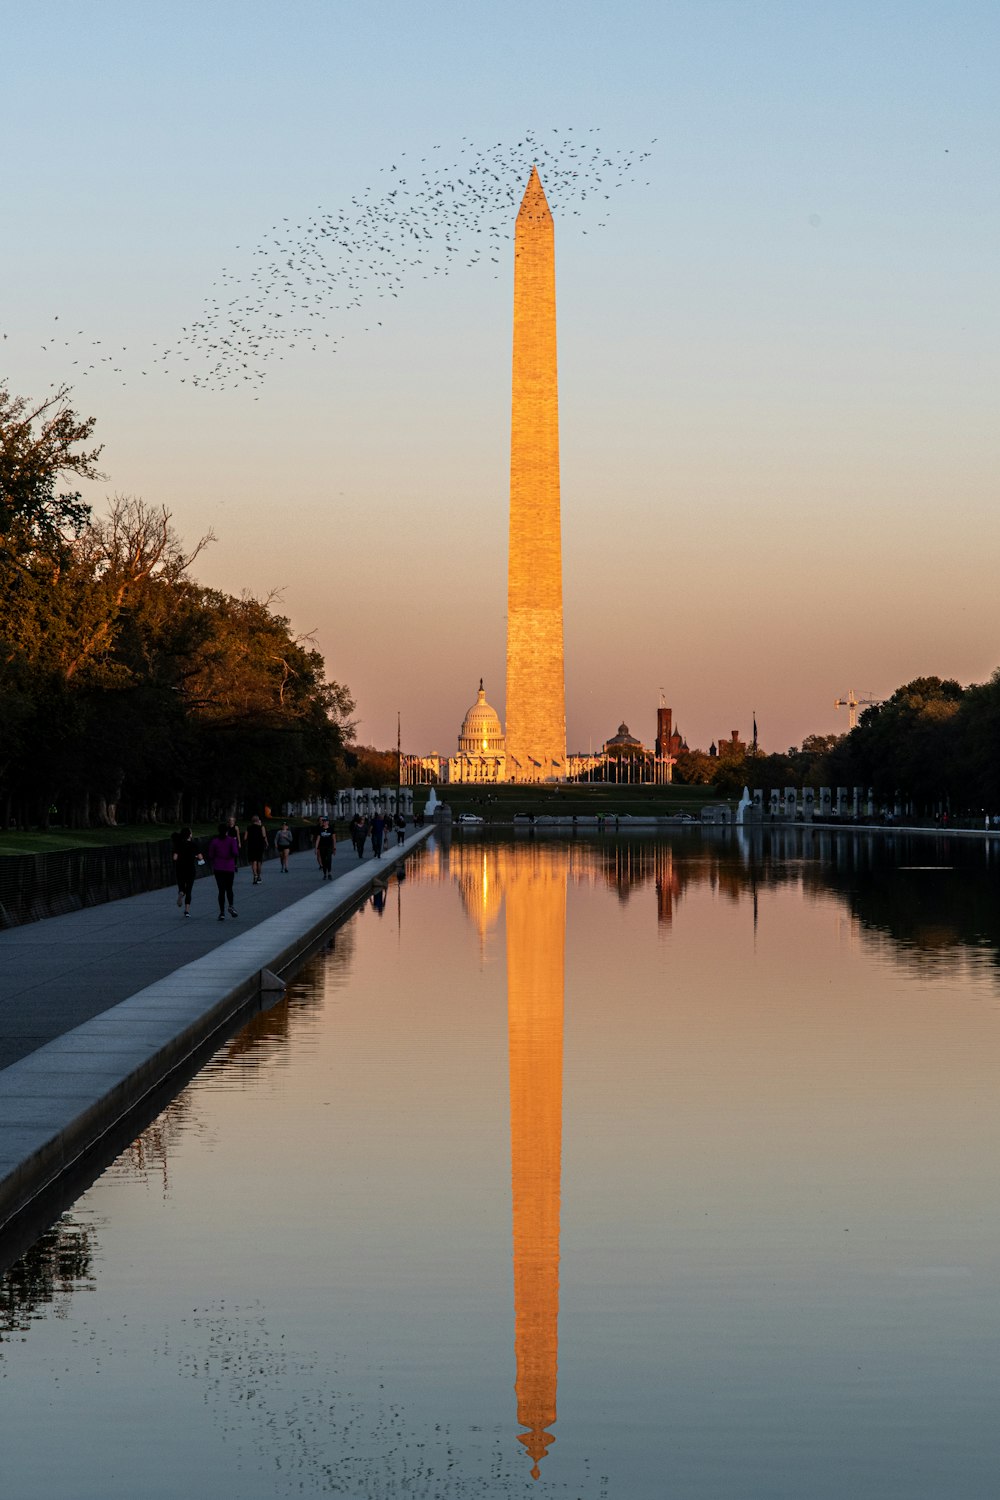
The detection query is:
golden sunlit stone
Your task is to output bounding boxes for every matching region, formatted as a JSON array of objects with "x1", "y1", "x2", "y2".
[{"x1": 505, "y1": 168, "x2": 567, "y2": 782}]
